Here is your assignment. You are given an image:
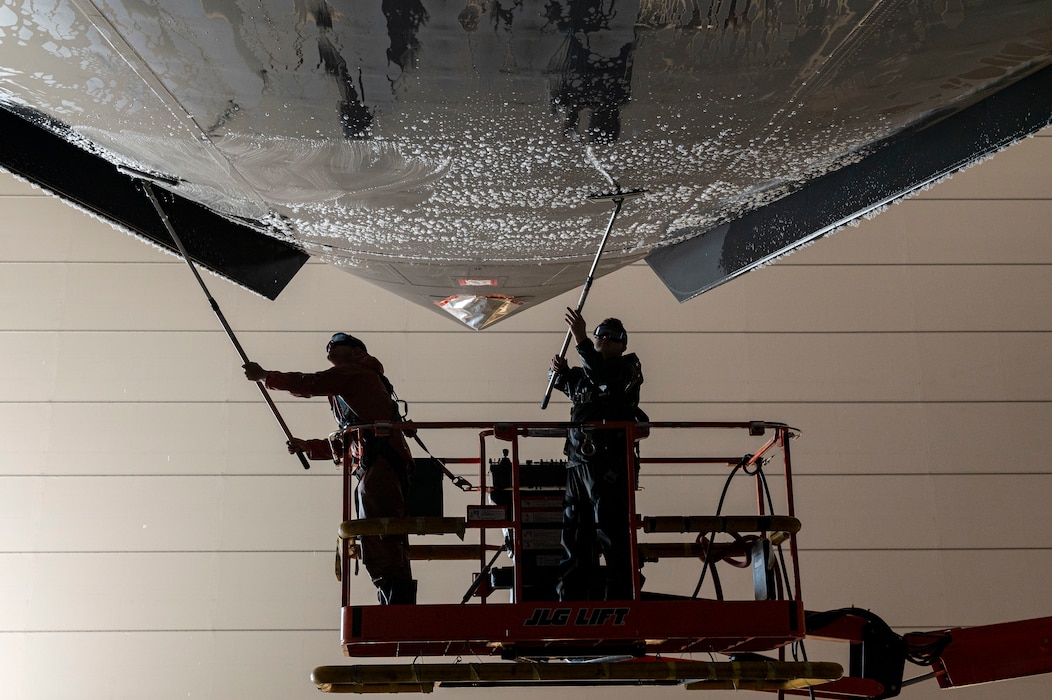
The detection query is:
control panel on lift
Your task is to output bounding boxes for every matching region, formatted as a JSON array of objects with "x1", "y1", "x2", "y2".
[{"x1": 488, "y1": 452, "x2": 567, "y2": 600}]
